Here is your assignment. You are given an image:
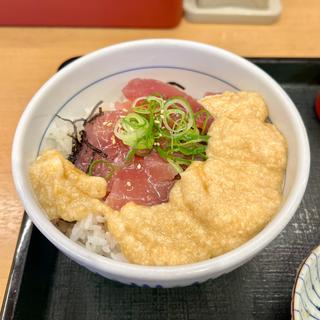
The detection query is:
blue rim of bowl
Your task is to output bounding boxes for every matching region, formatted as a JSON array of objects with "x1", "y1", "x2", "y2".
[
  {"x1": 292, "y1": 244, "x2": 320, "y2": 320},
  {"x1": 37, "y1": 65, "x2": 239, "y2": 154}
]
